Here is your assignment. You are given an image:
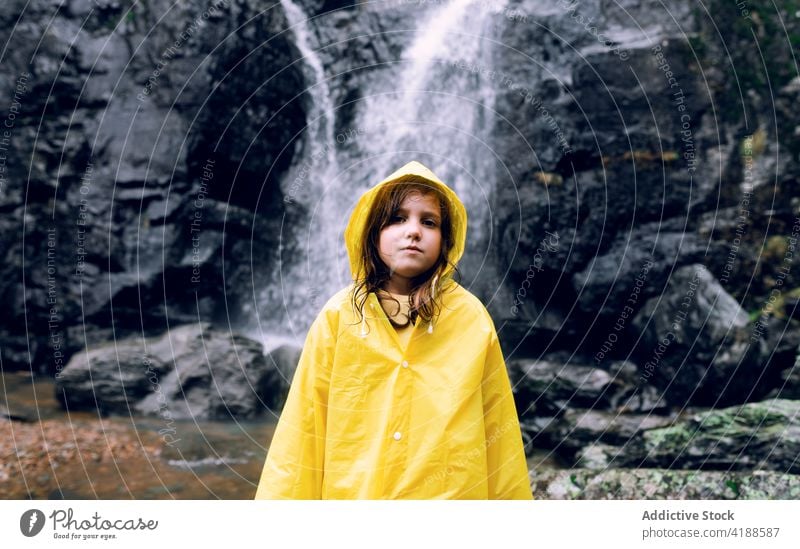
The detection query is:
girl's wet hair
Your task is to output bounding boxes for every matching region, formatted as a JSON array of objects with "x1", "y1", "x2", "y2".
[{"x1": 351, "y1": 175, "x2": 459, "y2": 328}]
